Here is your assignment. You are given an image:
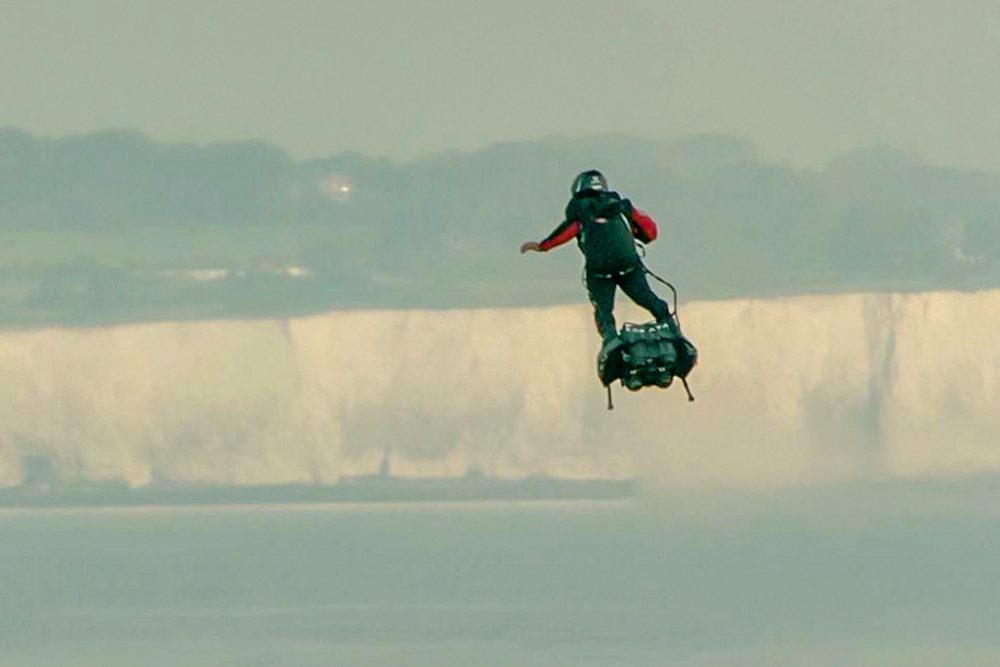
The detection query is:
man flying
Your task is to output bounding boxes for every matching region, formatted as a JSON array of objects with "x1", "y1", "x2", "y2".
[{"x1": 520, "y1": 169, "x2": 677, "y2": 349}]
